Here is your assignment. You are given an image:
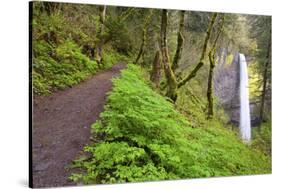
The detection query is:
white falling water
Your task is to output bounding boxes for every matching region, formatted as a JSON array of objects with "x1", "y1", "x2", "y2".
[{"x1": 239, "y1": 53, "x2": 251, "y2": 142}]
